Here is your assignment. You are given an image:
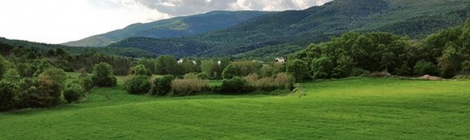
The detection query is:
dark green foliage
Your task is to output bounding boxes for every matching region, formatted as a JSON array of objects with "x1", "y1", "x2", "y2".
[
  {"x1": 219, "y1": 77, "x2": 253, "y2": 94},
  {"x1": 64, "y1": 83, "x2": 86, "y2": 103},
  {"x1": 149, "y1": 75, "x2": 174, "y2": 96},
  {"x1": 292, "y1": 32, "x2": 412, "y2": 79},
  {"x1": 125, "y1": 75, "x2": 151, "y2": 94},
  {"x1": 461, "y1": 61, "x2": 470, "y2": 73},
  {"x1": 134, "y1": 64, "x2": 152, "y2": 76},
  {"x1": 286, "y1": 59, "x2": 309, "y2": 82},
  {"x1": 73, "y1": 50, "x2": 133, "y2": 76},
  {"x1": 310, "y1": 57, "x2": 334, "y2": 79},
  {"x1": 155, "y1": 55, "x2": 177, "y2": 75},
  {"x1": 414, "y1": 60, "x2": 438, "y2": 76},
  {"x1": 222, "y1": 64, "x2": 240, "y2": 79},
  {"x1": 32, "y1": 67, "x2": 67, "y2": 107},
  {"x1": 76, "y1": 75, "x2": 94, "y2": 91},
  {"x1": 0, "y1": 81, "x2": 19, "y2": 111},
  {"x1": 92, "y1": 62, "x2": 117, "y2": 87},
  {"x1": 136, "y1": 59, "x2": 156, "y2": 74}
]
